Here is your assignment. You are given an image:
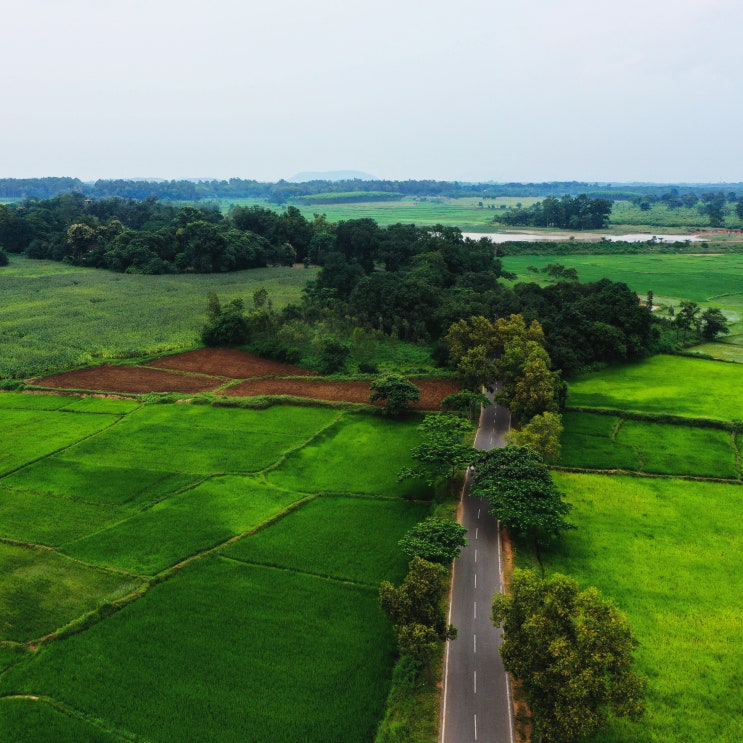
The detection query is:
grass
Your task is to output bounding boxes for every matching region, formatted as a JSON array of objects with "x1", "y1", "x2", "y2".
[
  {"x1": 0, "y1": 254, "x2": 316, "y2": 378},
  {"x1": 0, "y1": 542, "x2": 142, "y2": 643},
  {"x1": 567, "y1": 355, "x2": 743, "y2": 421},
  {"x1": 0, "y1": 398, "x2": 427, "y2": 740},
  {"x1": 223, "y1": 495, "x2": 429, "y2": 585},
  {"x1": 525, "y1": 473, "x2": 743, "y2": 743},
  {"x1": 61, "y1": 476, "x2": 306, "y2": 575},
  {"x1": 57, "y1": 403, "x2": 339, "y2": 474},
  {"x1": 0, "y1": 698, "x2": 118, "y2": 742},
  {"x1": 0, "y1": 557, "x2": 397, "y2": 743},
  {"x1": 267, "y1": 413, "x2": 430, "y2": 499},
  {"x1": 559, "y1": 412, "x2": 739, "y2": 478},
  {"x1": 0, "y1": 407, "x2": 123, "y2": 476}
]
